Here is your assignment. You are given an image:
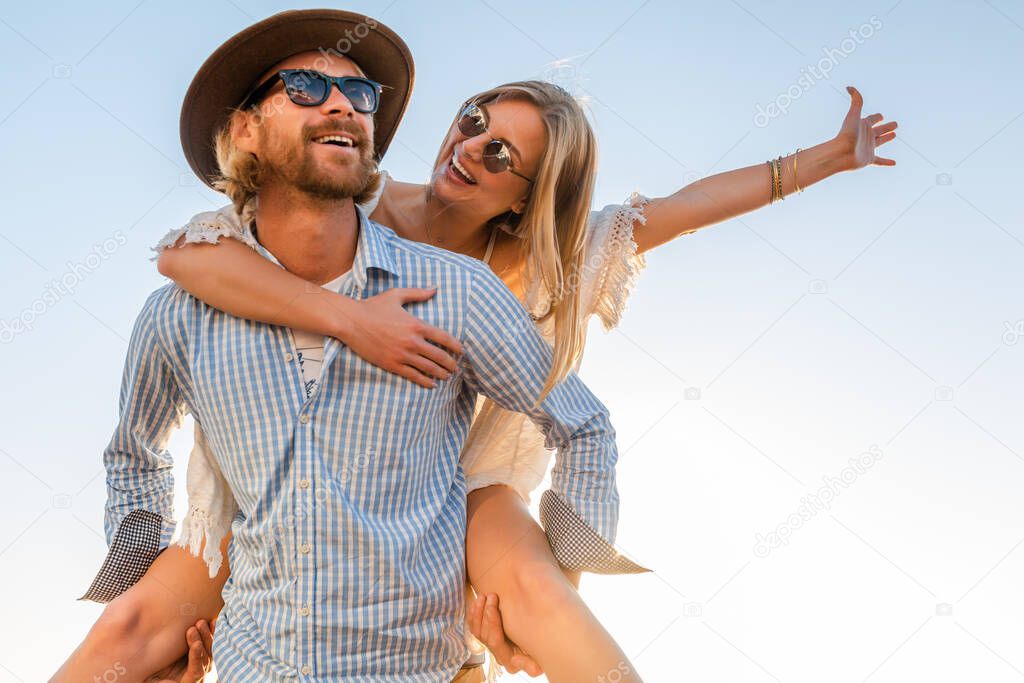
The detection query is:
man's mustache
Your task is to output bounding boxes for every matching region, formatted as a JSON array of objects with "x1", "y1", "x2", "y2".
[{"x1": 305, "y1": 122, "x2": 371, "y2": 150}]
